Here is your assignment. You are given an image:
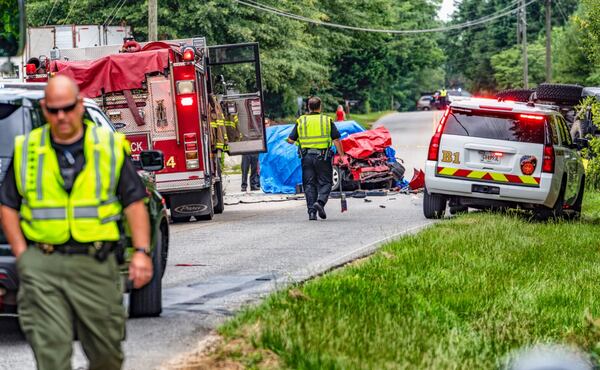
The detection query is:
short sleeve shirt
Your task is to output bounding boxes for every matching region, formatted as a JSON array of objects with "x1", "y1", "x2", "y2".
[{"x1": 0, "y1": 128, "x2": 147, "y2": 211}]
